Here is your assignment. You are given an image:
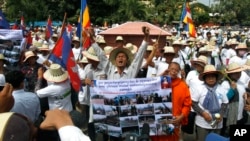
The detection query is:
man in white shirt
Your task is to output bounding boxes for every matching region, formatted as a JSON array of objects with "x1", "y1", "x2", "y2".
[{"x1": 35, "y1": 64, "x2": 73, "y2": 112}]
